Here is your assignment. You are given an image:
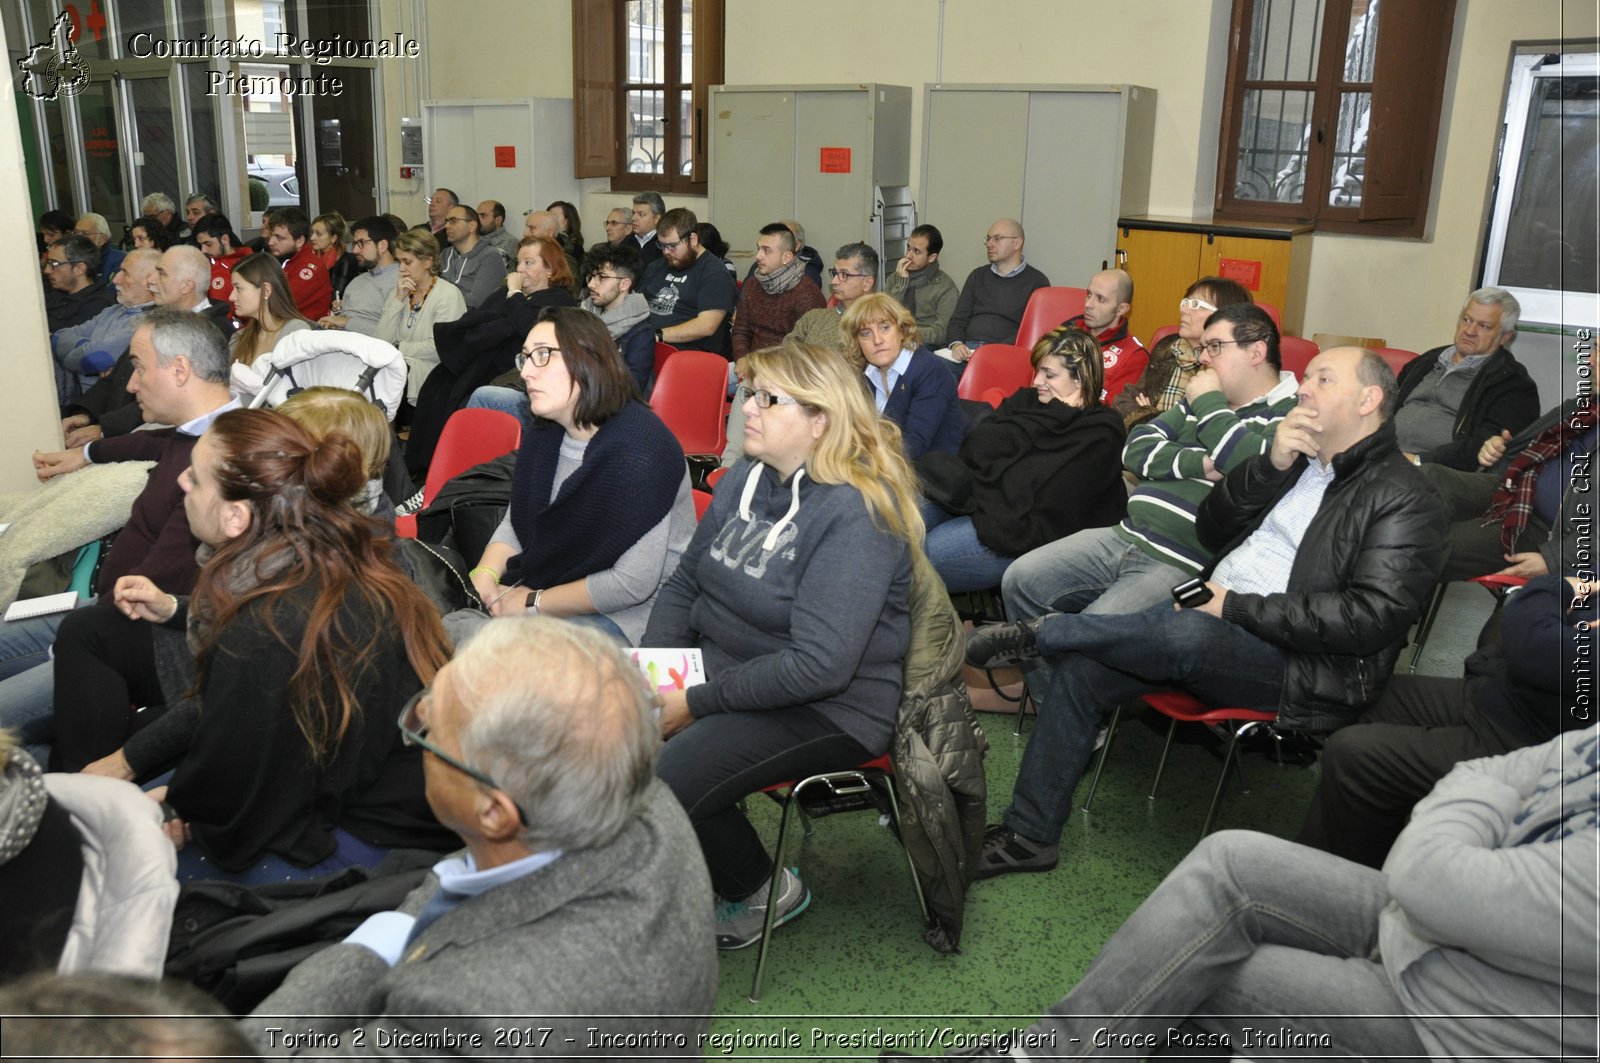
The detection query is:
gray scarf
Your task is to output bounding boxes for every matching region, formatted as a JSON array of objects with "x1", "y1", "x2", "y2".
[
  {"x1": 756, "y1": 255, "x2": 807, "y2": 296},
  {"x1": 0, "y1": 748, "x2": 49, "y2": 864},
  {"x1": 186, "y1": 540, "x2": 296, "y2": 656},
  {"x1": 582, "y1": 291, "x2": 651, "y2": 340},
  {"x1": 899, "y1": 261, "x2": 942, "y2": 315}
]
